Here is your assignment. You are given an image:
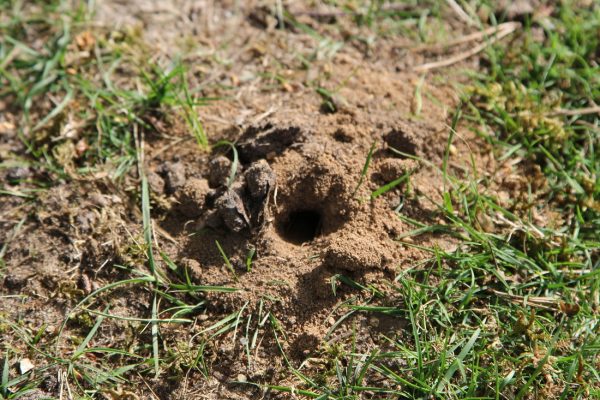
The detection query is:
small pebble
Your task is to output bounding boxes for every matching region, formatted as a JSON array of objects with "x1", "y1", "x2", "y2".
[
  {"x1": 19, "y1": 358, "x2": 35, "y2": 374},
  {"x1": 7, "y1": 166, "x2": 32, "y2": 182}
]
